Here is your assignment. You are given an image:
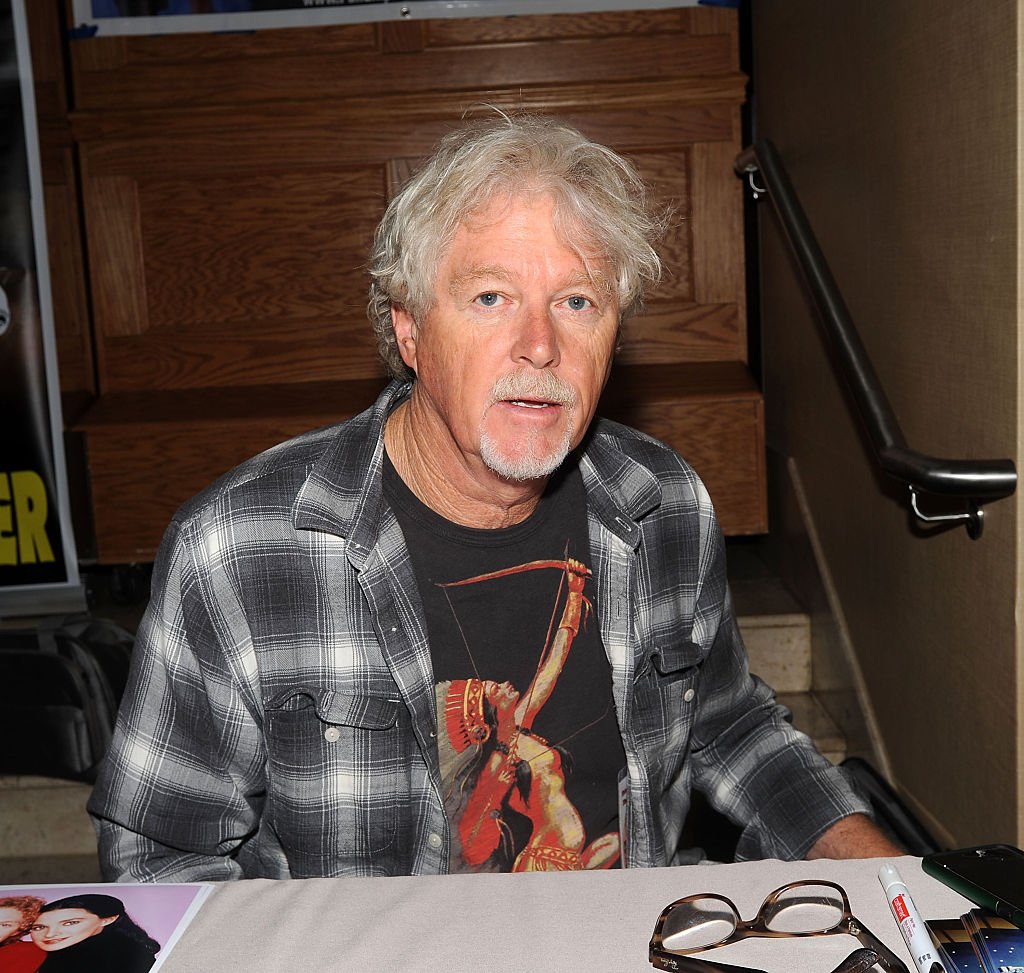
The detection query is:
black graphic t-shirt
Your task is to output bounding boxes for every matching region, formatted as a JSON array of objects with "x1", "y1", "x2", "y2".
[{"x1": 384, "y1": 454, "x2": 626, "y2": 873}]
